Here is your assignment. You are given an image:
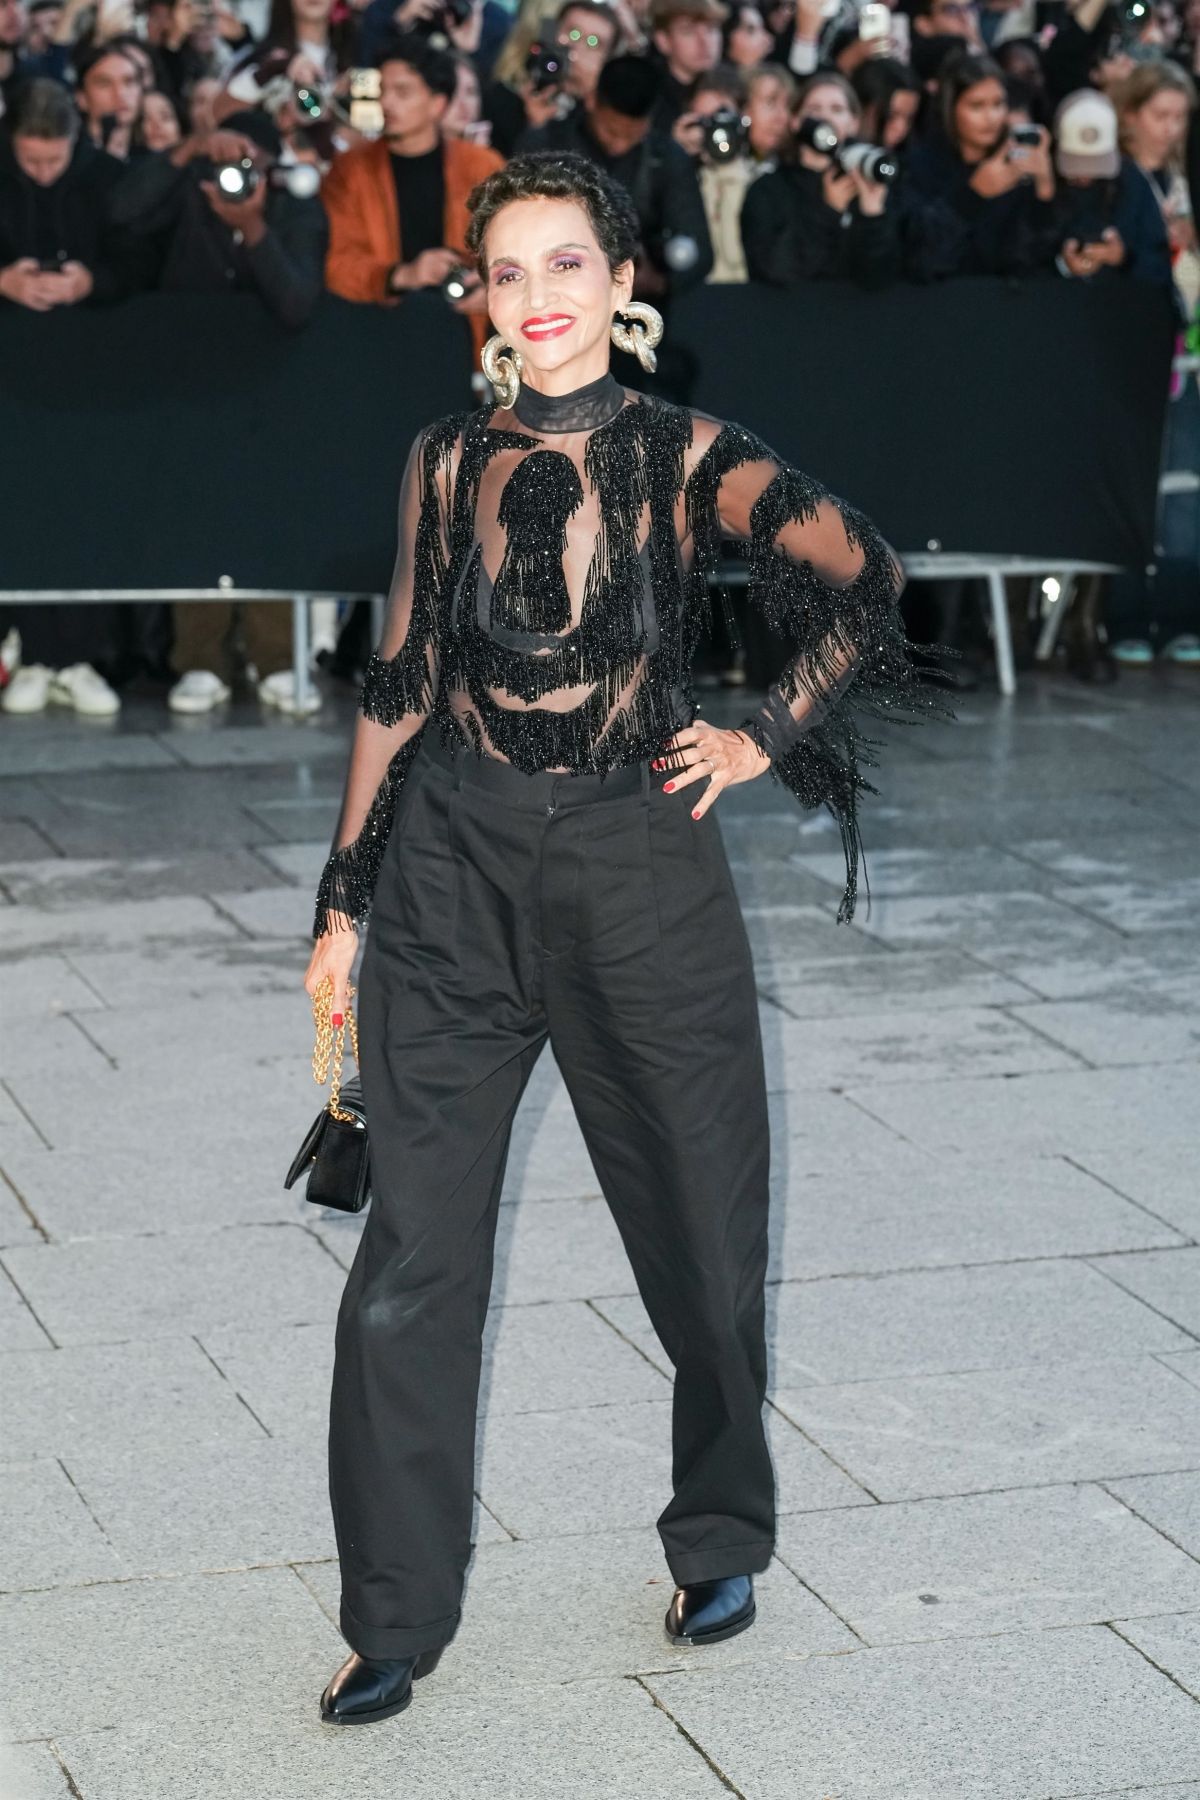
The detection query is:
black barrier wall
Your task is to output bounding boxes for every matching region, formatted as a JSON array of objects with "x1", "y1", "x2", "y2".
[{"x1": 0, "y1": 281, "x2": 1175, "y2": 593}]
